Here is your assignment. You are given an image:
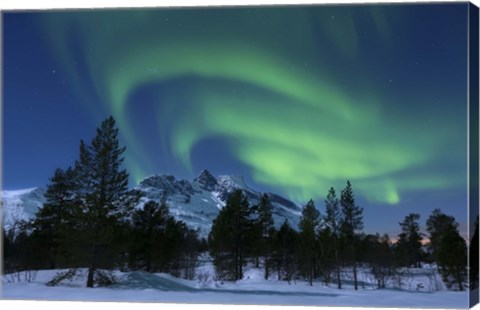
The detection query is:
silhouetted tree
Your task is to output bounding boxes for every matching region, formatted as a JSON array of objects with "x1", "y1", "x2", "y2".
[
  {"x1": 298, "y1": 199, "x2": 320, "y2": 286},
  {"x1": 31, "y1": 167, "x2": 80, "y2": 269},
  {"x1": 324, "y1": 187, "x2": 342, "y2": 289},
  {"x1": 340, "y1": 181, "x2": 363, "y2": 290},
  {"x1": 363, "y1": 234, "x2": 395, "y2": 289},
  {"x1": 208, "y1": 189, "x2": 251, "y2": 281},
  {"x1": 3, "y1": 221, "x2": 30, "y2": 274},
  {"x1": 272, "y1": 220, "x2": 298, "y2": 283},
  {"x1": 317, "y1": 225, "x2": 336, "y2": 286},
  {"x1": 162, "y1": 216, "x2": 201, "y2": 279},
  {"x1": 129, "y1": 199, "x2": 170, "y2": 272},
  {"x1": 74, "y1": 116, "x2": 140, "y2": 287},
  {"x1": 426, "y1": 209, "x2": 466, "y2": 290},
  {"x1": 426, "y1": 209, "x2": 457, "y2": 265},
  {"x1": 396, "y1": 213, "x2": 423, "y2": 268},
  {"x1": 251, "y1": 193, "x2": 275, "y2": 279}
]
